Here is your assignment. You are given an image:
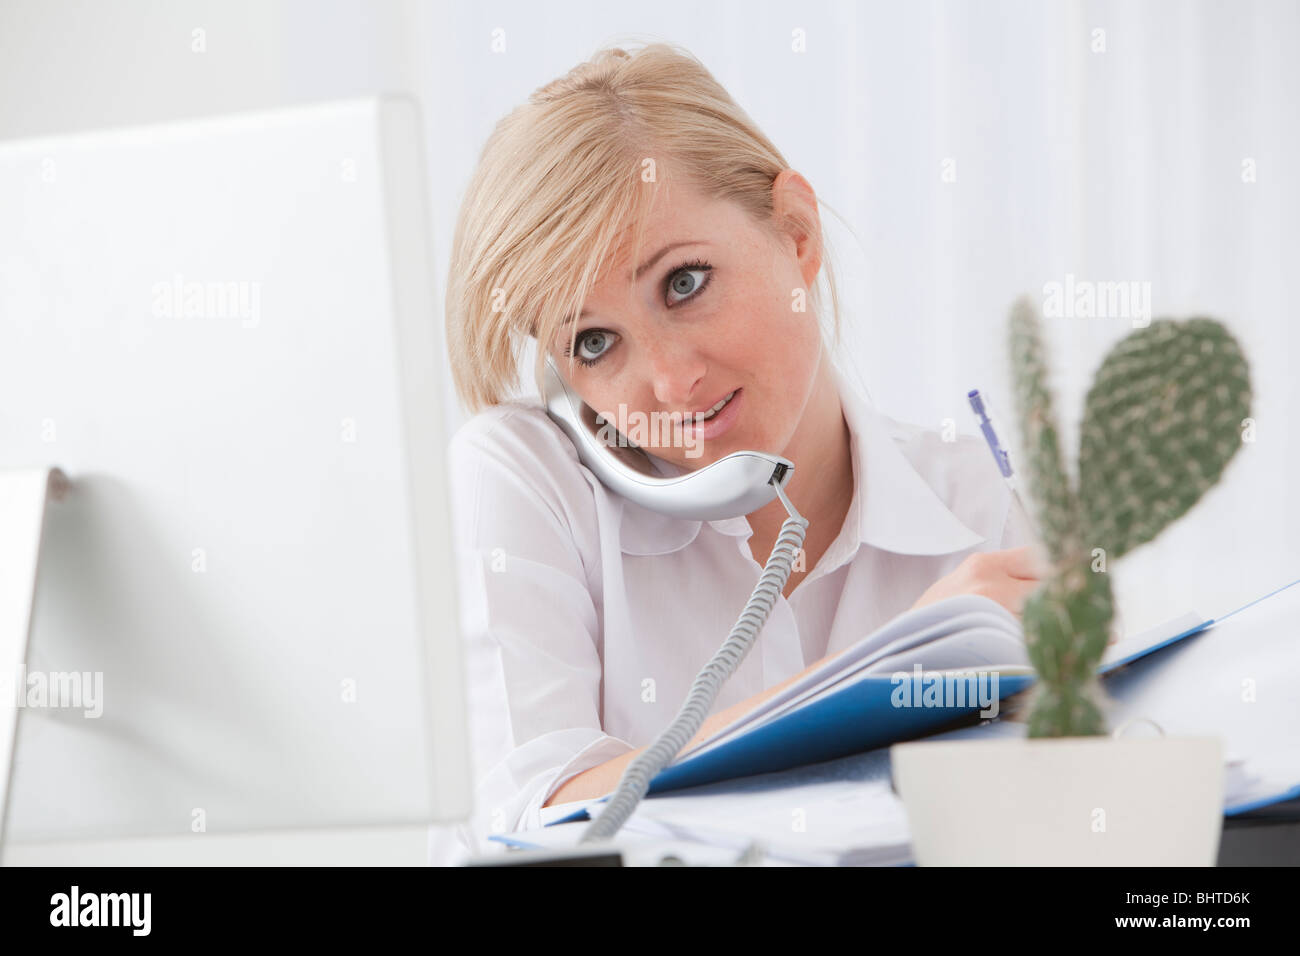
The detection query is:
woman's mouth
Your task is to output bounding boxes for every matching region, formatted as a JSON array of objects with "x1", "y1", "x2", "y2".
[{"x1": 680, "y1": 388, "x2": 742, "y2": 442}]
